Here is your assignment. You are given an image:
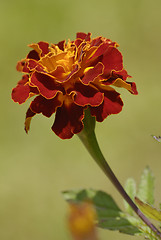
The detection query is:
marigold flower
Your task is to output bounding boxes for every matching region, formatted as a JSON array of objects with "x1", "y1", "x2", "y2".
[{"x1": 12, "y1": 32, "x2": 138, "y2": 139}]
